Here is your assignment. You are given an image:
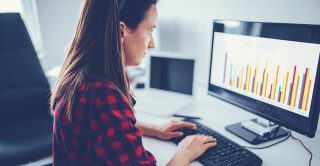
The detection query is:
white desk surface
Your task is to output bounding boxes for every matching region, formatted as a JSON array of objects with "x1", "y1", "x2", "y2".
[{"x1": 134, "y1": 85, "x2": 320, "y2": 166}]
